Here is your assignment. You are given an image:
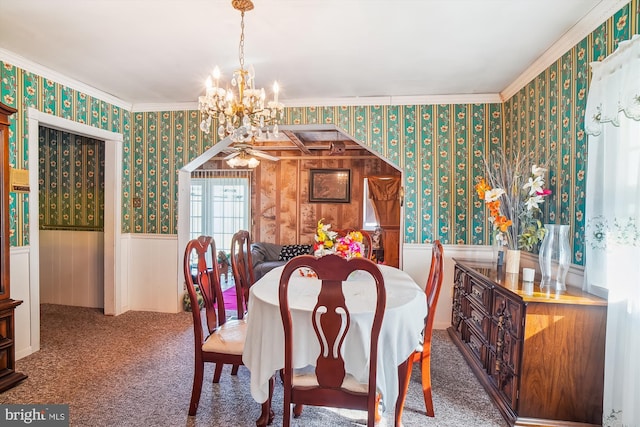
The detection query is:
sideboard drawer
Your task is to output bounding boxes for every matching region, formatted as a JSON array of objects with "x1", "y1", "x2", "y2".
[
  {"x1": 468, "y1": 276, "x2": 492, "y2": 310},
  {"x1": 465, "y1": 320, "x2": 489, "y2": 369},
  {"x1": 467, "y1": 301, "x2": 491, "y2": 341}
]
